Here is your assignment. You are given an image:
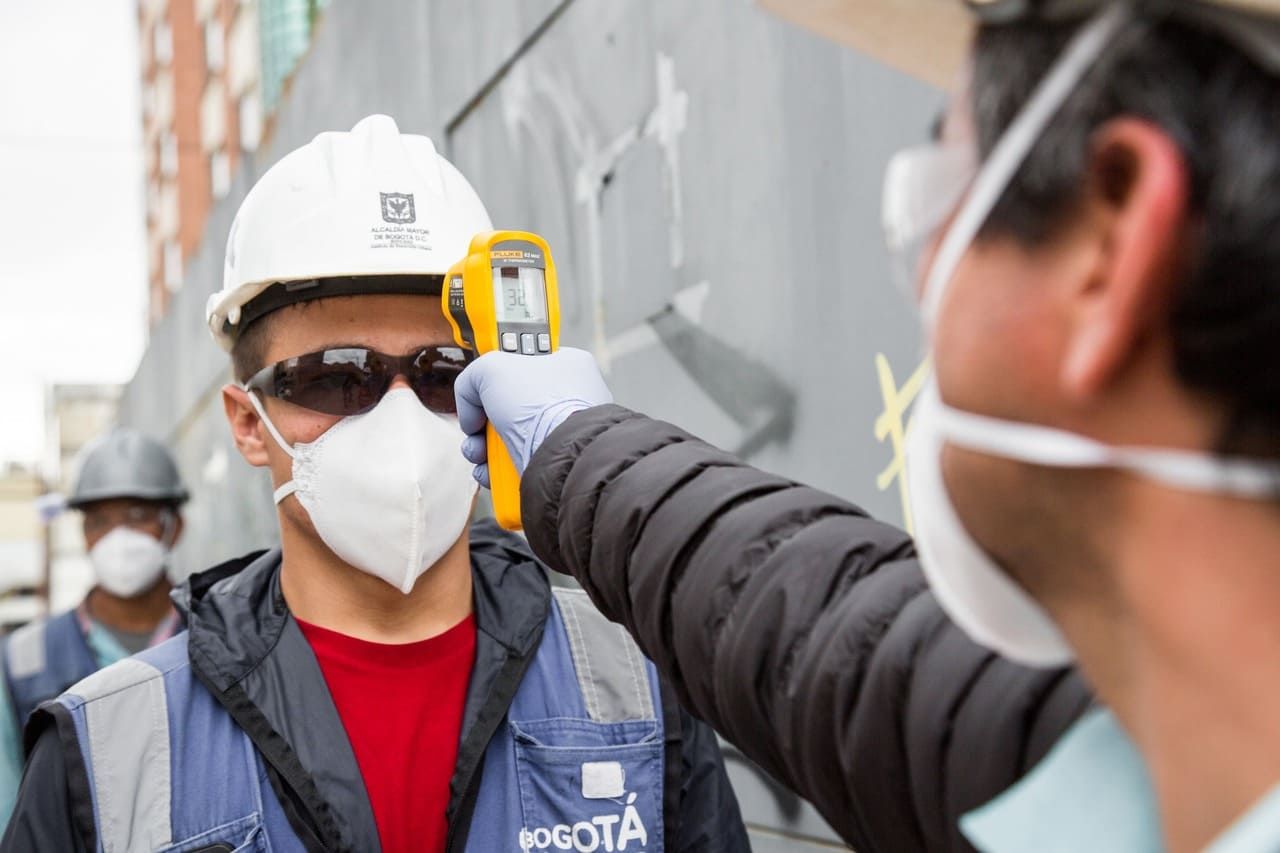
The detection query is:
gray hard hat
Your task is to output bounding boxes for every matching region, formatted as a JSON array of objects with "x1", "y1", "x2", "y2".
[{"x1": 67, "y1": 428, "x2": 189, "y2": 509}]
